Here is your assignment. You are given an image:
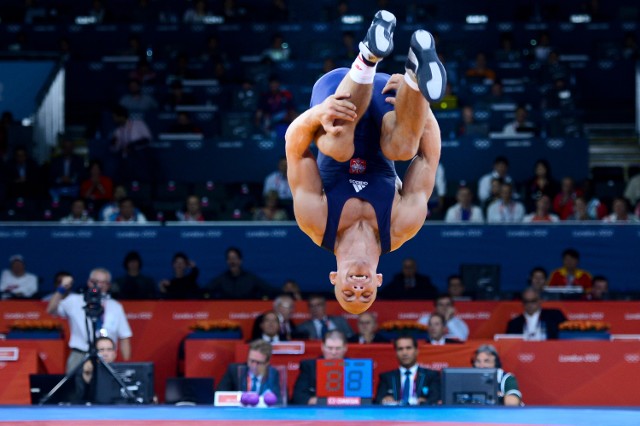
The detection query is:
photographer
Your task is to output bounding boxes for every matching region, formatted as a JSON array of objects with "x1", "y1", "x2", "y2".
[{"x1": 47, "y1": 268, "x2": 133, "y2": 372}]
